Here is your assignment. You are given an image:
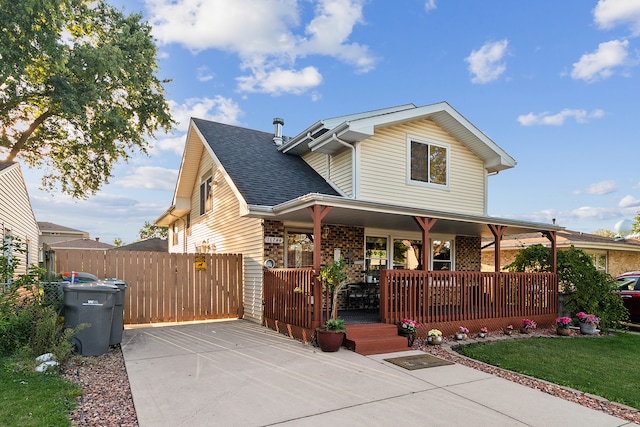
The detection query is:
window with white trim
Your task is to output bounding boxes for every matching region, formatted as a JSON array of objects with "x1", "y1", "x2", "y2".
[
  {"x1": 199, "y1": 175, "x2": 213, "y2": 215},
  {"x1": 408, "y1": 136, "x2": 449, "y2": 187}
]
